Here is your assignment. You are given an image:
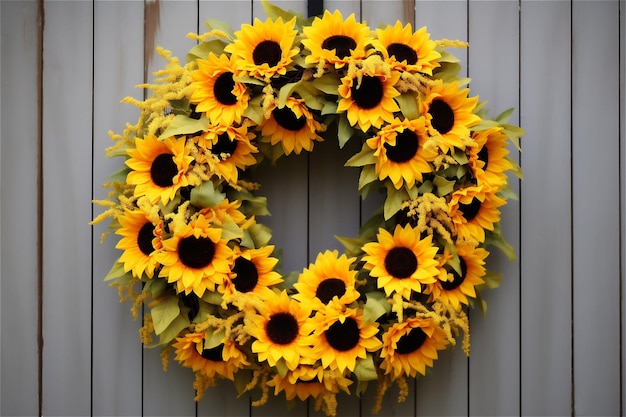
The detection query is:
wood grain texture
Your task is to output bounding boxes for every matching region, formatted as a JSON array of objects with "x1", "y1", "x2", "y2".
[
  {"x1": 571, "y1": 1, "x2": 621, "y2": 415},
  {"x1": 91, "y1": 2, "x2": 144, "y2": 416},
  {"x1": 467, "y1": 1, "x2": 521, "y2": 415},
  {"x1": 520, "y1": 1, "x2": 573, "y2": 415},
  {"x1": 40, "y1": 1, "x2": 94, "y2": 415},
  {"x1": 0, "y1": 2, "x2": 41, "y2": 415}
]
